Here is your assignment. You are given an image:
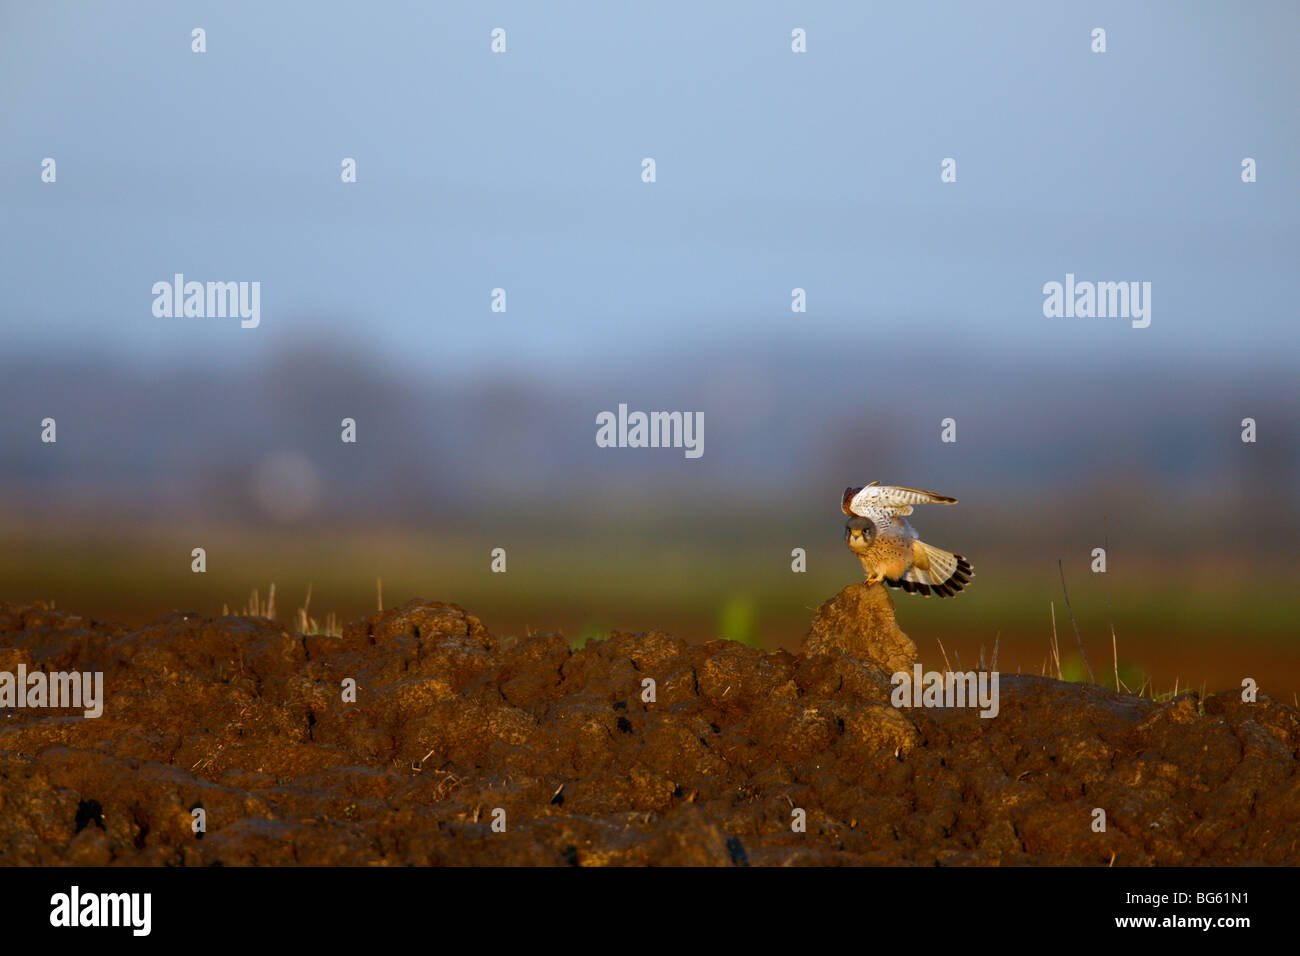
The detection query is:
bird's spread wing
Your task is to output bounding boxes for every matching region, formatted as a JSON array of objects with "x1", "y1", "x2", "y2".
[{"x1": 843, "y1": 482, "x2": 957, "y2": 518}]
